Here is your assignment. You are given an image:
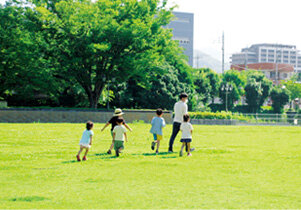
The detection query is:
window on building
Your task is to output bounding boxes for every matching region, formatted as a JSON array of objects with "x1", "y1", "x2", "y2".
[
  {"x1": 283, "y1": 73, "x2": 288, "y2": 78},
  {"x1": 270, "y1": 72, "x2": 276, "y2": 78},
  {"x1": 174, "y1": 17, "x2": 190, "y2": 23}
]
